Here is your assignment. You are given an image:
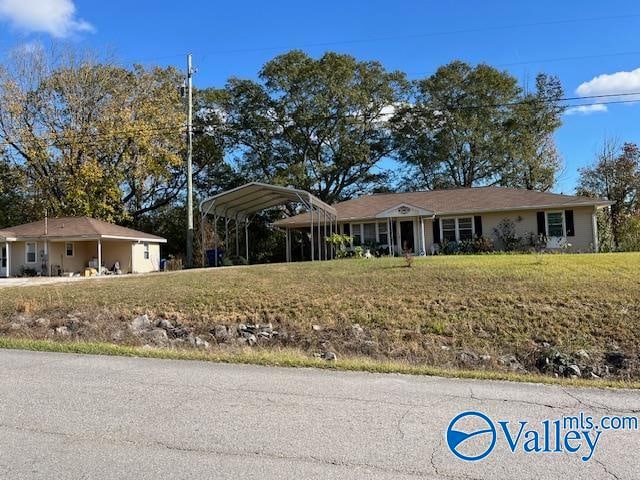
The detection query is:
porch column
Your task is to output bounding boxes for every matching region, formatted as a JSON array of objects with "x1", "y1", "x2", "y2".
[
  {"x1": 4, "y1": 241, "x2": 9, "y2": 278},
  {"x1": 419, "y1": 216, "x2": 426, "y2": 256},
  {"x1": 45, "y1": 240, "x2": 51, "y2": 276},
  {"x1": 97, "y1": 239, "x2": 102, "y2": 276}
]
